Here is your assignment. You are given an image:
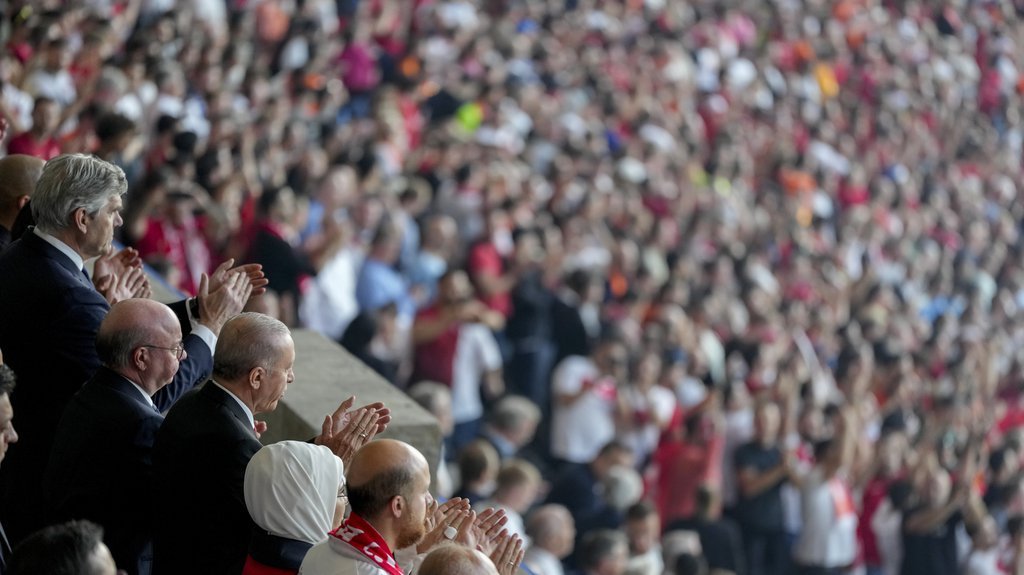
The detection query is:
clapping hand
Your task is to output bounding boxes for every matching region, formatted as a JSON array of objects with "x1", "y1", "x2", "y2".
[
  {"x1": 93, "y1": 247, "x2": 151, "y2": 303},
  {"x1": 488, "y1": 529, "x2": 525, "y2": 575},
  {"x1": 209, "y1": 259, "x2": 268, "y2": 296},
  {"x1": 196, "y1": 269, "x2": 253, "y2": 334},
  {"x1": 416, "y1": 500, "x2": 471, "y2": 554},
  {"x1": 314, "y1": 396, "x2": 392, "y2": 467}
]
